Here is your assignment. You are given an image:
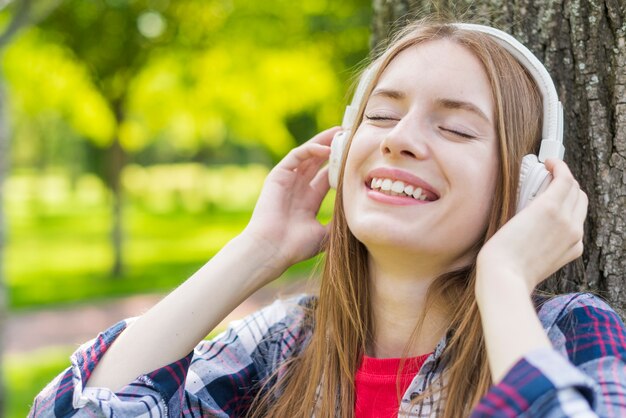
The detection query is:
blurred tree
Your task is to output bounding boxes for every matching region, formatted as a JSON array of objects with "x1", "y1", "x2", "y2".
[
  {"x1": 124, "y1": 0, "x2": 372, "y2": 163},
  {"x1": 0, "y1": 0, "x2": 61, "y2": 413},
  {"x1": 372, "y1": 1, "x2": 626, "y2": 316},
  {"x1": 2, "y1": 0, "x2": 371, "y2": 278},
  {"x1": 33, "y1": 0, "x2": 180, "y2": 277},
  {"x1": 4, "y1": 30, "x2": 115, "y2": 173}
]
